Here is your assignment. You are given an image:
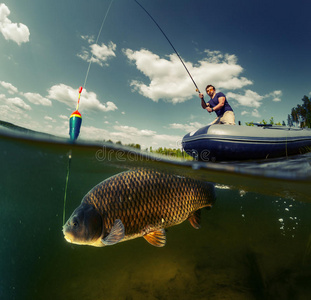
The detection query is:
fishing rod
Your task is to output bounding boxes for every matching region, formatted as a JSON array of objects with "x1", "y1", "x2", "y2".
[{"x1": 134, "y1": 0, "x2": 207, "y2": 108}]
